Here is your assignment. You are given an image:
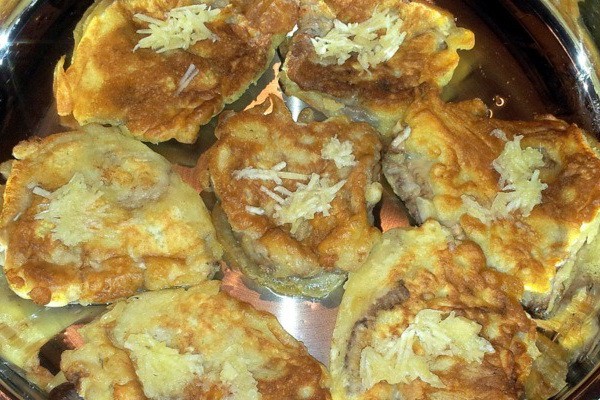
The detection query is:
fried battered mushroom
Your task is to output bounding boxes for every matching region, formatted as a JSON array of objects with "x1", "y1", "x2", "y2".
[
  {"x1": 0, "y1": 126, "x2": 222, "y2": 306},
  {"x1": 204, "y1": 96, "x2": 382, "y2": 297},
  {"x1": 54, "y1": 0, "x2": 297, "y2": 143},
  {"x1": 330, "y1": 221, "x2": 540, "y2": 400},
  {"x1": 382, "y1": 90, "x2": 600, "y2": 316},
  {"x1": 61, "y1": 281, "x2": 332, "y2": 400},
  {"x1": 280, "y1": 0, "x2": 474, "y2": 142}
]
